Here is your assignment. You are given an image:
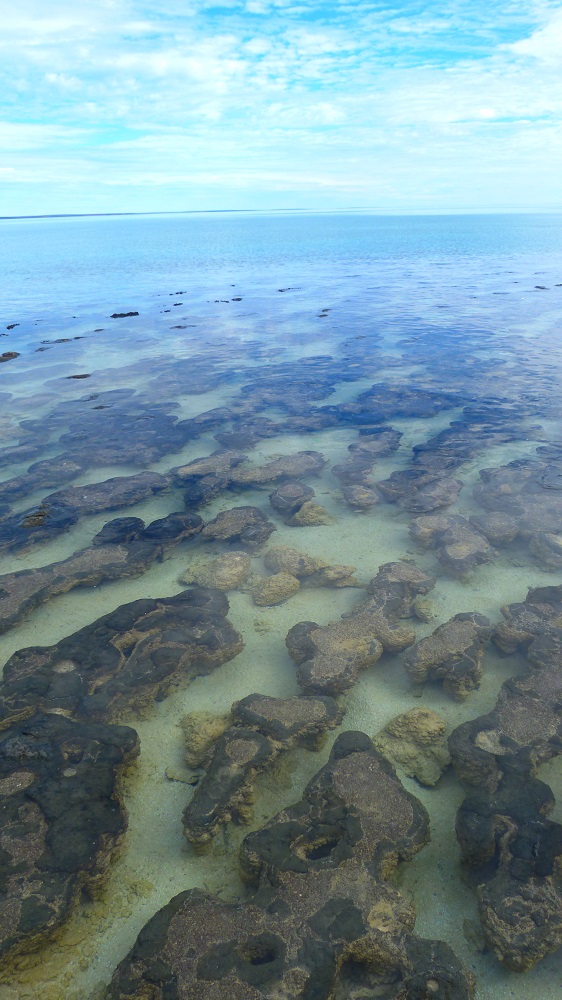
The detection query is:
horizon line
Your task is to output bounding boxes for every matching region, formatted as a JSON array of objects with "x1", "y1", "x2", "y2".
[{"x1": 2, "y1": 206, "x2": 562, "y2": 221}]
